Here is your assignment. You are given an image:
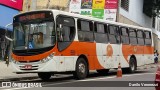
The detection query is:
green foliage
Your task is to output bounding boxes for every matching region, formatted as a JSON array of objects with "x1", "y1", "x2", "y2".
[
  {"x1": 143, "y1": 0, "x2": 160, "y2": 17},
  {"x1": 152, "y1": 0, "x2": 160, "y2": 17}
]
